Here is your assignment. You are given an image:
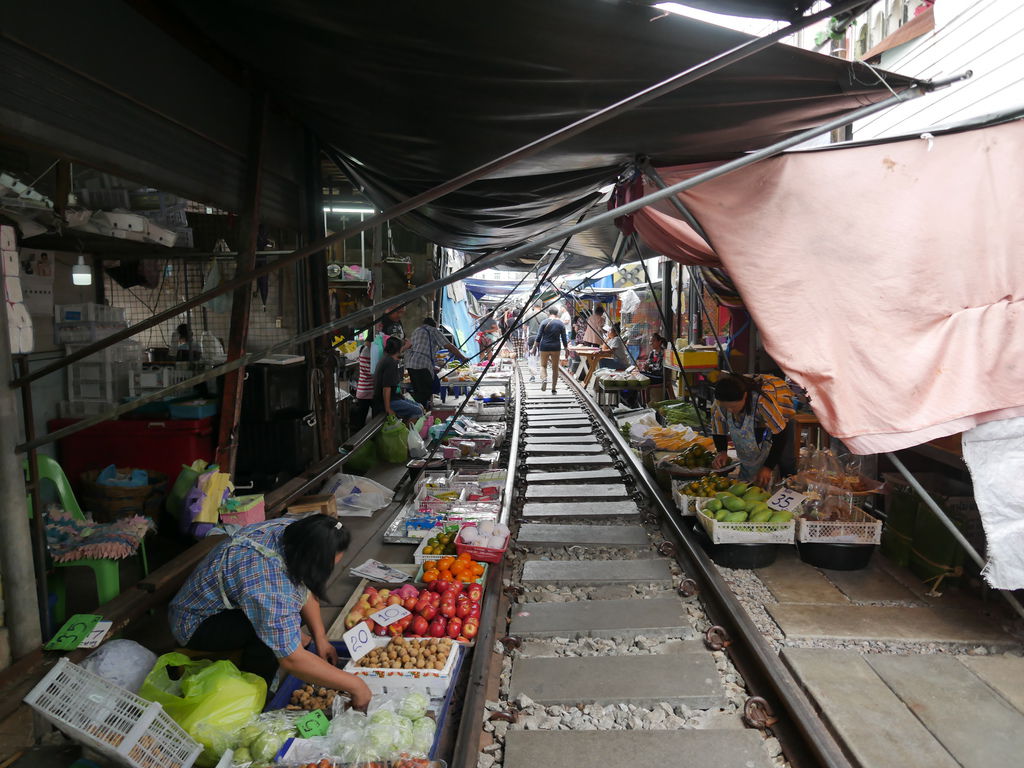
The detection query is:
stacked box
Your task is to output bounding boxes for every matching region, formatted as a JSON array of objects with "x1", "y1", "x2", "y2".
[{"x1": 2, "y1": 225, "x2": 33, "y2": 354}]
